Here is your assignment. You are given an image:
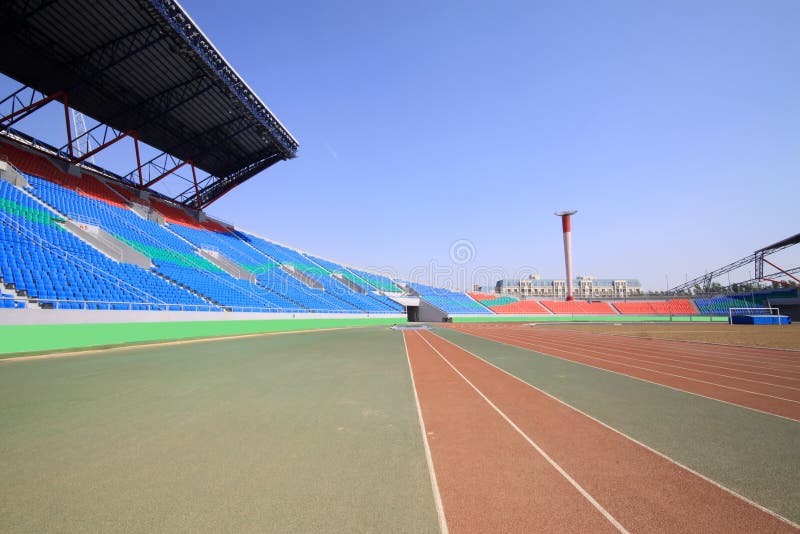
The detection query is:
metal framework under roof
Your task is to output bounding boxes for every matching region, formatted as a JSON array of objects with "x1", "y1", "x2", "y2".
[
  {"x1": 668, "y1": 233, "x2": 800, "y2": 294},
  {"x1": 0, "y1": 0, "x2": 297, "y2": 209}
]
